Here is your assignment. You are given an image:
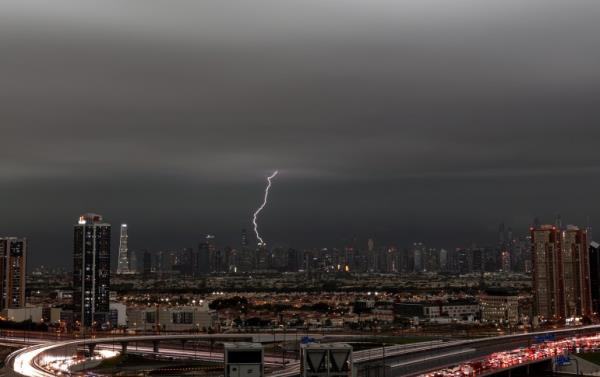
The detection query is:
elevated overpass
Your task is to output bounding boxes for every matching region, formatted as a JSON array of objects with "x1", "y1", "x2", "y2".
[
  {"x1": 1, "y1": 332, "x2": 378, "y2": 377},
  {"x1": 354, "y1": 325, "x2": 600, "y2": 377},
  {"x1": 6, "y1": 325, "x2": 600, "y2": 377}
]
